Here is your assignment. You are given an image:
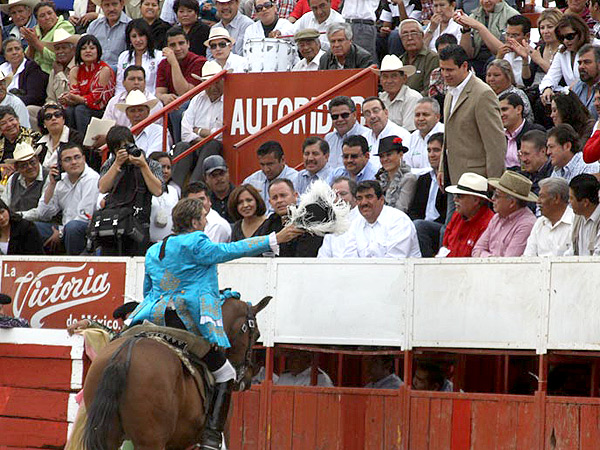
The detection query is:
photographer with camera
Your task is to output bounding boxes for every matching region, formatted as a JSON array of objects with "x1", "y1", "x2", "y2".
[
  {"x1": 96, "y1": 125, "x2": 163, "y2": 256},
  {"x1": 36, "y1": 143, "x2": 99, "y2": 255}
]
